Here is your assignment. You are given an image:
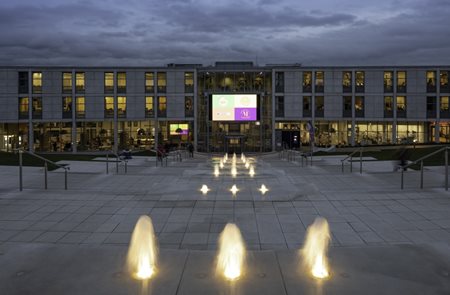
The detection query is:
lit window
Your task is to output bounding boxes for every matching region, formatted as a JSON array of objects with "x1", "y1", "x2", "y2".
[
  {"x1": 33, "y1": 72, "x2": 42, "y2": 93},
  {"x1": 104, "y1": 72, "x2": 114, "y2": 93},
  {"x1": 426, "y1": 71, "x2": 436, "y2": 92},
  {"x1": 315, "y1": 71, "x2": 324, "y2": 93},
  {"x1": 158, "y1": 96, "x2": 167, "y2": 117},
  {"x1": 441, "y1": 96, "x2": 449, "y2": 111},
  {"x1": 384, "y1": 96, "x2": 393, "y2": 117},
  {"x1": 397, "y1": 71, "x2": 407, "y2": 93},
  {"x1": 62, "y1": 96, "x2": 72, "y2": 118},
  {"x1": 145, "y1": 96, "x2": 154, "y2": 117},
  {"x1": 185, "y1": 72, "x2": 194, "y2": 93},
  {"x1": 104, "y1": 96, "x2": 114, "y2": 118},
  {"x1": 62, "y1": 72, "x2": 72, "y2": 93},
  {"x1": 342, "y1": 71, "x2": 352, "y2": 92},
  {"x1": 157, "y1": 72, "x2": 166, "y2": 93},
  {"x1": 117, "y1": 96, "x2": 126, "y2": 118},
  {"x1": 145, "y1": 72, "x2": 154, "y2": 93},
  {"x1": 303, "y1": 71, "x2": 312, "y2": 92},
  {"x1": 117, "y1": 72, "x2": 126, "y2": 93},
  {"x1": 355, "y1": 71, "x2": 365, "y2": 92},
  {"x1": 440, "y1": 71, "x2": 449, "y2": 92},
  {"x1": 76, "y1": 72, "x2": 85, "y2": 93},
  {"x1": 384, "y1": 71, "x2": 393, "y2": 93},
  {"x1": 397, "y1": 96, "x2": 407, "y2": 117},
  {"x1": 18, "y1": 97, "x2": 29, "y2": 119},
  {"x1": 185, "y1": 96, "x2": 194, "y2": 117},
  {"x1": 76, "y1": 97, "x2": 85, "y2": 118},
  {"x1": 355, "y1": 96, "x2": 364, "y2": 117}
]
